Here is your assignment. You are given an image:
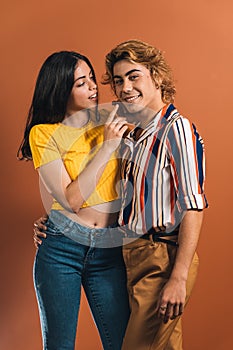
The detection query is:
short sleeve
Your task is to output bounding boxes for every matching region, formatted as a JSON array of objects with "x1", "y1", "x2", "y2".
[
  {"x1": 168, "y1": 117, "x2": 208, "y2": 210},
  {"x1": 29, "y1": 124, "x2": 61, "y2": 169}
]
